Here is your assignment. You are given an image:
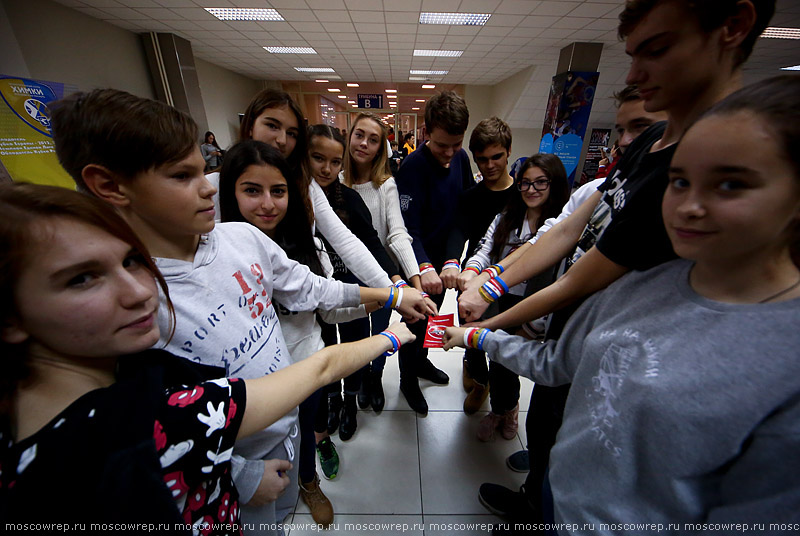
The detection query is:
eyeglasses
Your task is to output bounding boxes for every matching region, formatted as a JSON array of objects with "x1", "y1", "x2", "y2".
[{"x1": 517, "y1": 178, "x2": 550, "y2": 192}]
